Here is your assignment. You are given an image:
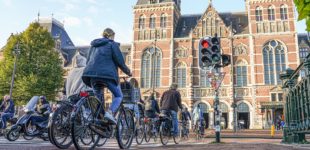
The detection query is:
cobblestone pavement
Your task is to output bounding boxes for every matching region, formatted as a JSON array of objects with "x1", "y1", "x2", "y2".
[{"x1": 0, "y1": 137, "x2": 309, "y2": 150}]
